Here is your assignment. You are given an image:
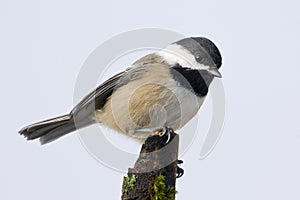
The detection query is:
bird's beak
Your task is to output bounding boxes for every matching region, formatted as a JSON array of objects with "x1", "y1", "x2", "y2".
[{"x1": 208, "y1": 67, "x2": 222, "y2": 78}]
